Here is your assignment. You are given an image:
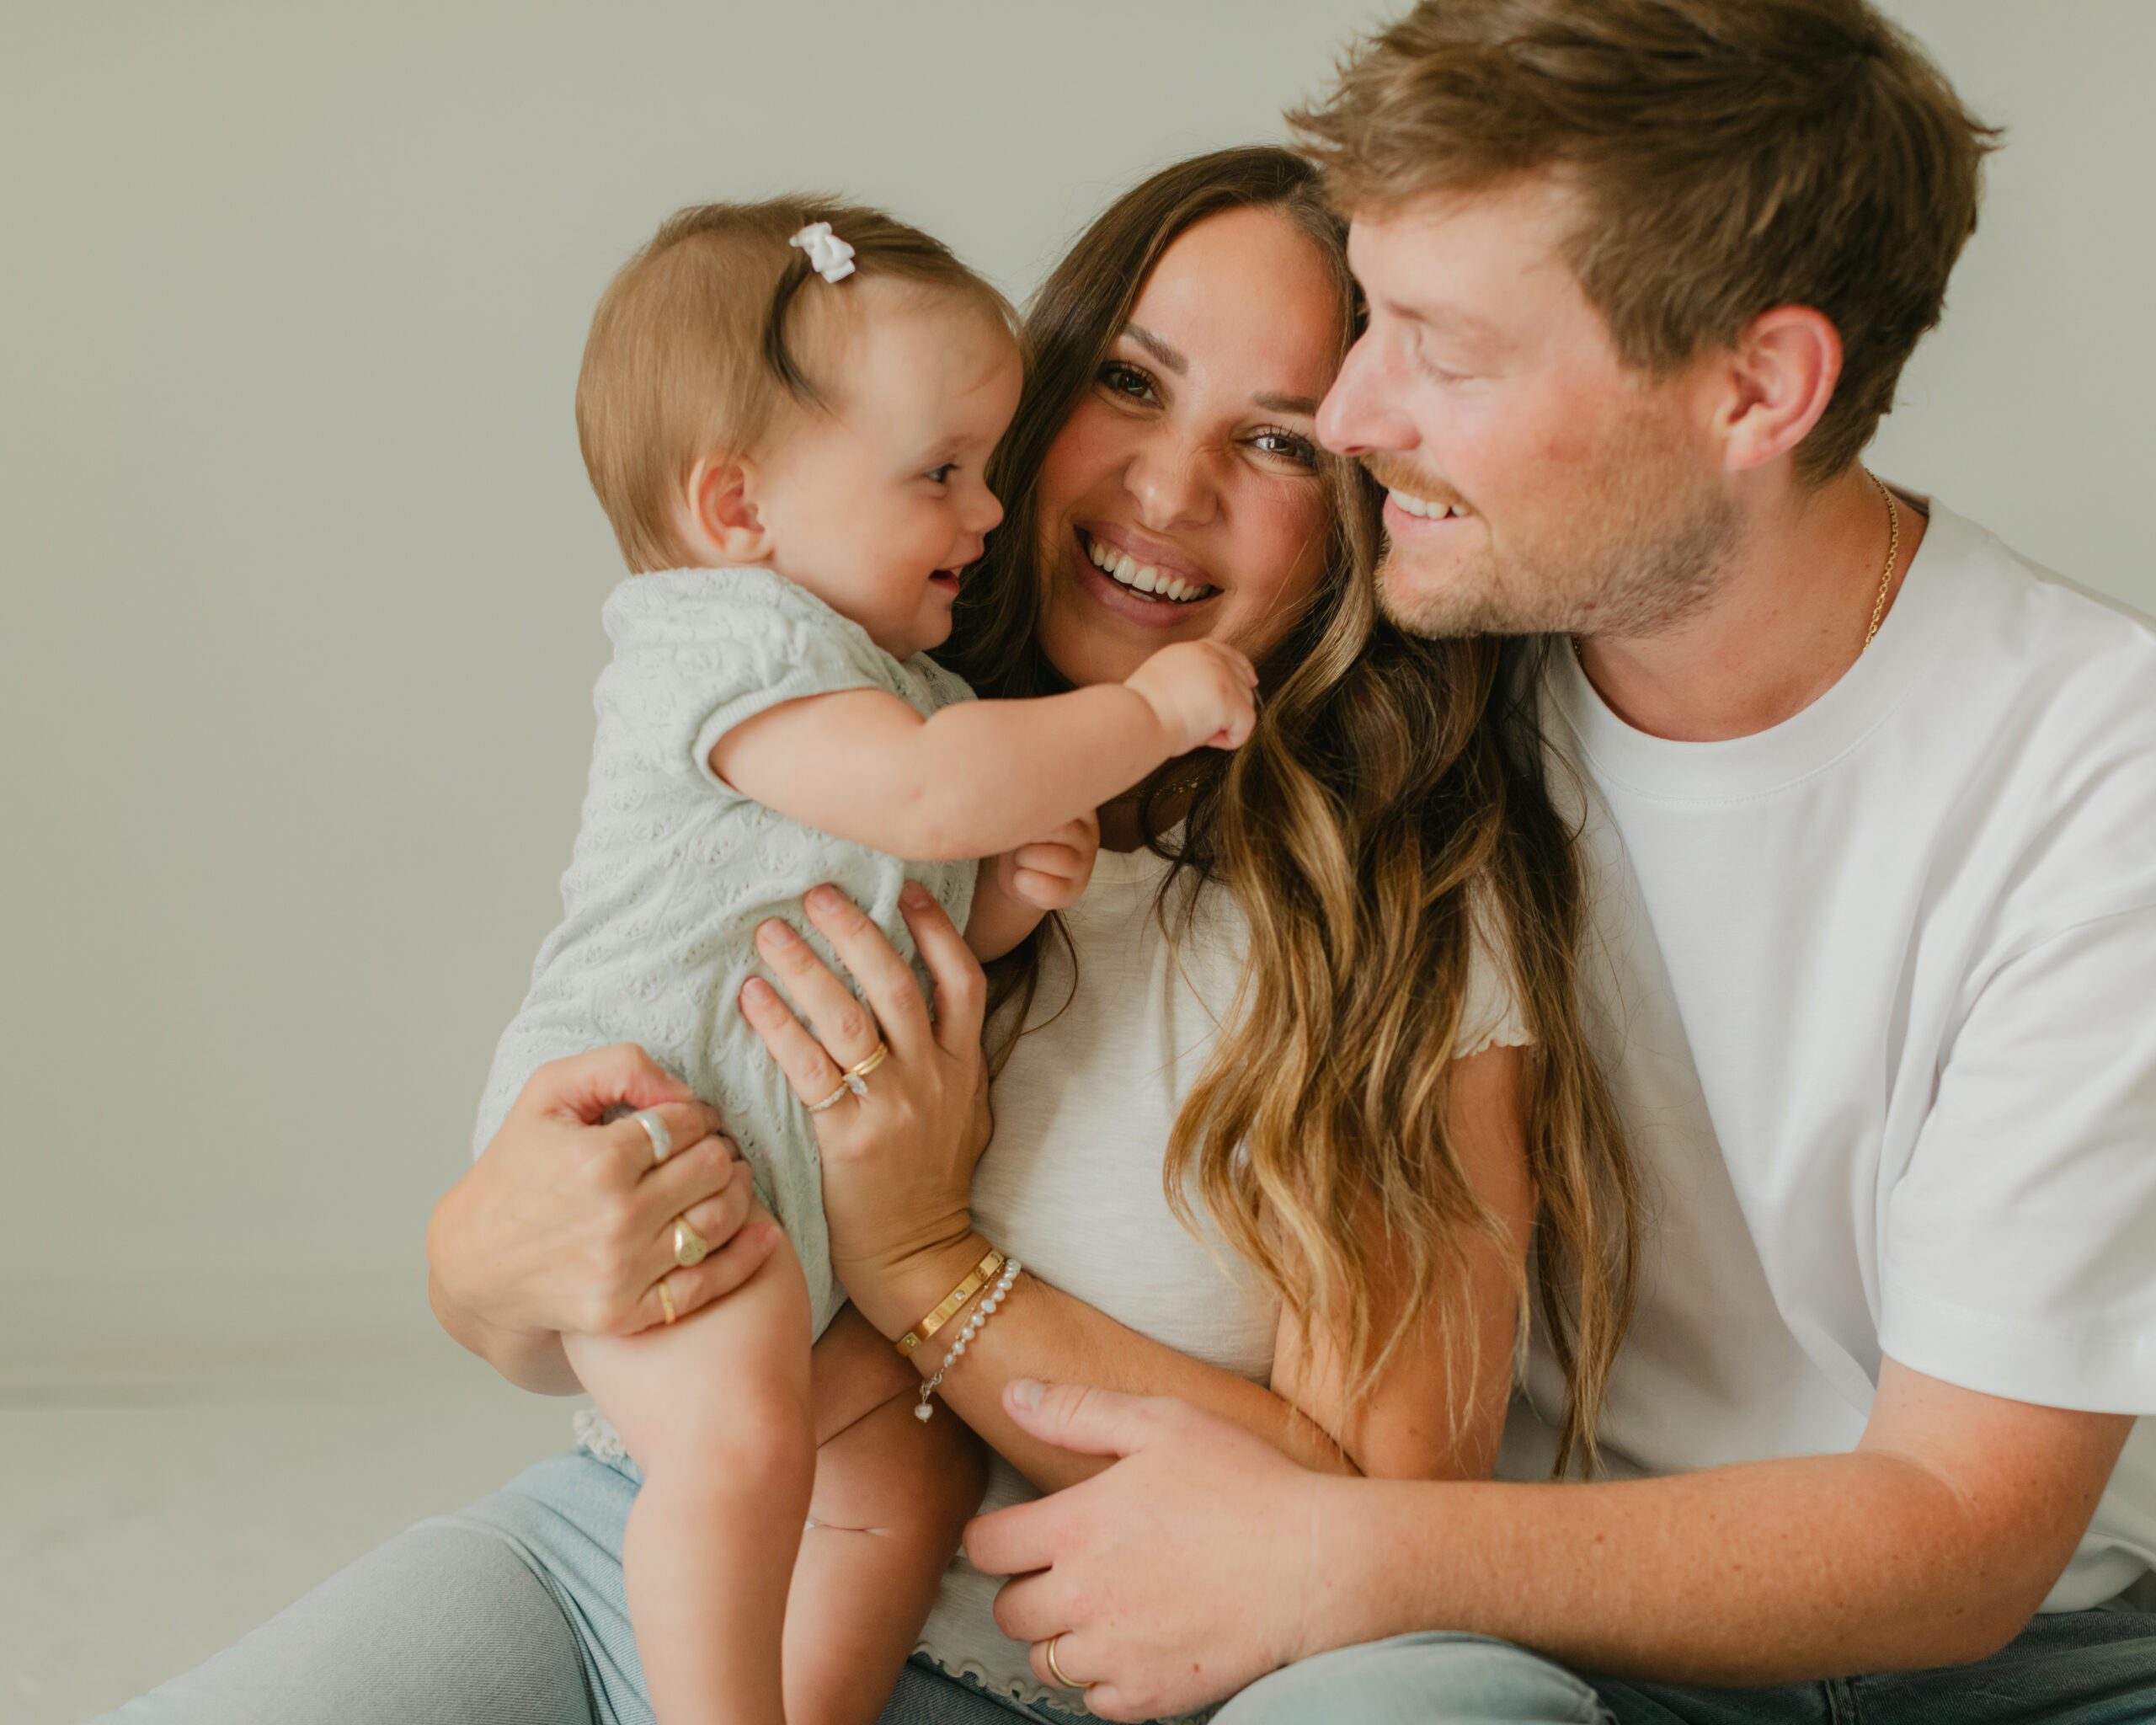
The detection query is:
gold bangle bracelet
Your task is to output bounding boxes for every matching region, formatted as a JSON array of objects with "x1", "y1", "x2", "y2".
[{"x1": 897, "y1": 1245, "x2": 1005, "y2": 1357}]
